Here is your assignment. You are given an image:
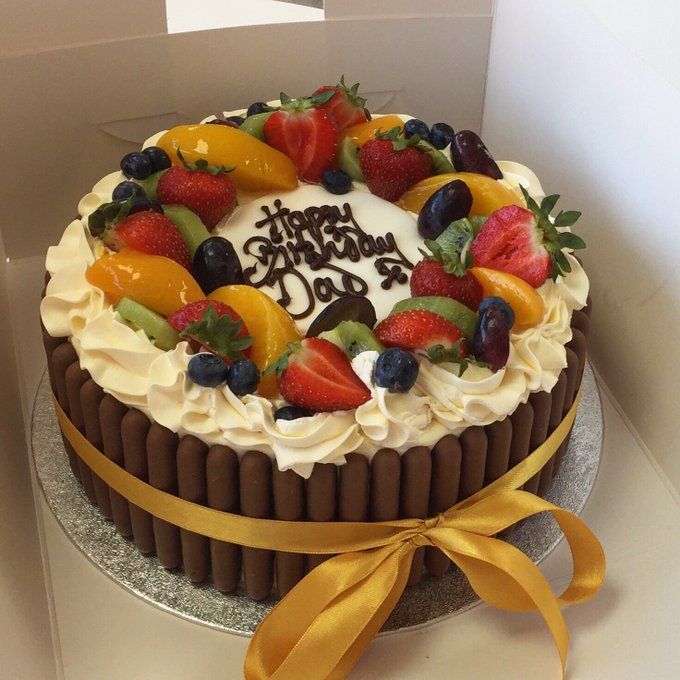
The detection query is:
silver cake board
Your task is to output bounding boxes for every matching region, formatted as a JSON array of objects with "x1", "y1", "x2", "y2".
[{"x1": 31, "y1": 362, "x2": 602, "y2": 635}]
